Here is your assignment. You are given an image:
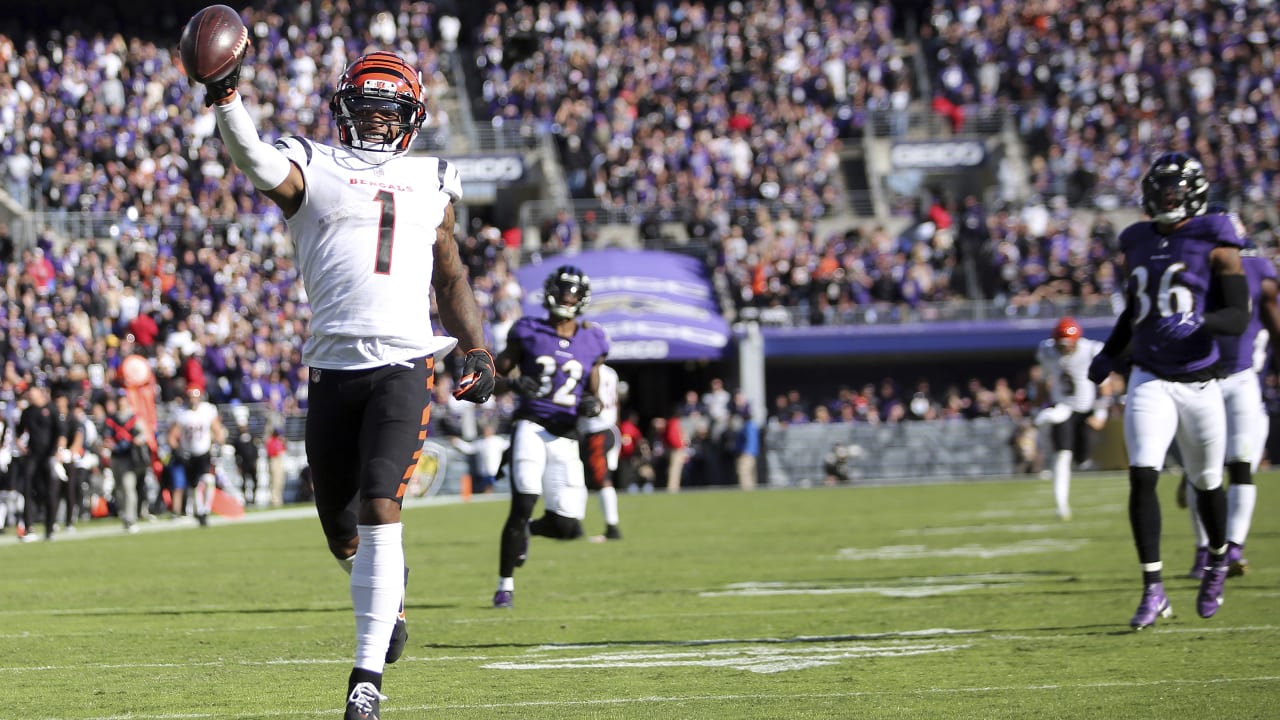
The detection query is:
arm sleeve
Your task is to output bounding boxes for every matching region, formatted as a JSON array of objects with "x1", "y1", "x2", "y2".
[
  {"x1": 1201, "y1": 273, "x2": 1250, "y2": 336},
  {"x1": 1100, "y1": 304, "x2": 1134, "y2": 357},
  {"x1": 213, "y1": 95, "x2": 292, "y2": 191}
]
